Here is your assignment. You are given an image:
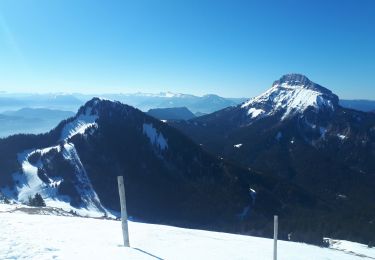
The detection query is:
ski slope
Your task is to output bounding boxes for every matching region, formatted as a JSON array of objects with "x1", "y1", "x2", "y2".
[{"x1": 1, "y1": 204, "x2": 374, "y2": 260}]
